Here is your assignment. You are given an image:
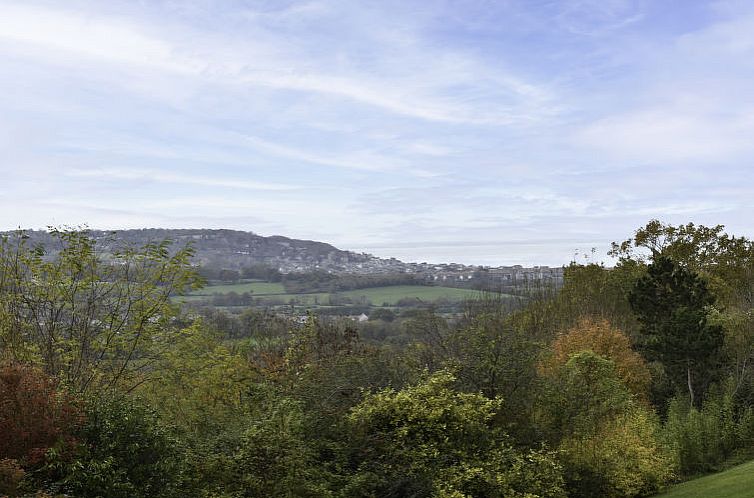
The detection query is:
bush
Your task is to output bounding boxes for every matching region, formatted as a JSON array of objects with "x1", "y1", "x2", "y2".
[
  {"x1": 560, "y1": 407, "x2": 676, "y2": 498},
  {"x1": 345, "y1": 371, "x2": 566, "y2": 498},
  {"x1": 433, "y1": 446, "x2": 566, "y2": 498},
  {"x1": 543, "y1": 318, "x2": 651, "y2": 399},
  {"x1": 0, "y1": 362, "x2": 81, "y2": 466},
  {"x1": 232, "y1": 398, "x2": 331, "y2": 497},
  {"x1": 39, "y1": 395, "x2": 183, "y2": 498},
  {"x1": 539, "y1": 351, "x2": 632, "y2": 440}
]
